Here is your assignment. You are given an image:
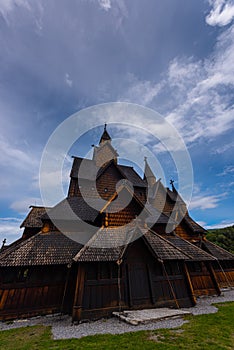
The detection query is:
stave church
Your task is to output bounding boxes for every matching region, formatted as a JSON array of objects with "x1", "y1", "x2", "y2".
[{"x1": 0, "y1": 125, "x2": 234, "y2": 321}]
